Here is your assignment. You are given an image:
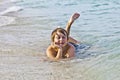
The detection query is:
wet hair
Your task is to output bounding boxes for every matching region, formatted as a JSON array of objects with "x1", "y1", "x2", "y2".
[{"x1": 51, "y1": 28, "x2": 68, "y2": 42}]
